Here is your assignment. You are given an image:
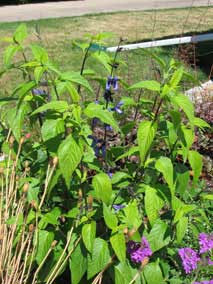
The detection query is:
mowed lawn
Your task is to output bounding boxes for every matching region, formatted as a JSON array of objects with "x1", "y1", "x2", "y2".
[{"x1": 0, "y1": 6, "x2": 213, "y2": 93}]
